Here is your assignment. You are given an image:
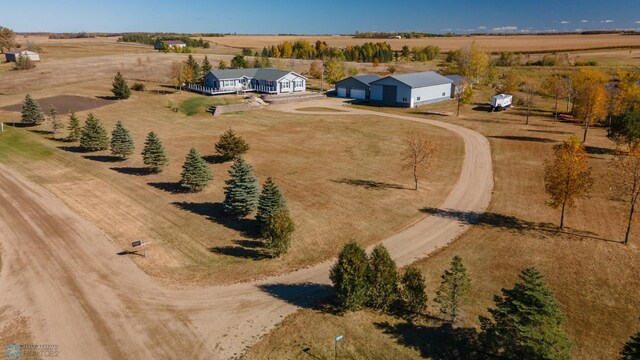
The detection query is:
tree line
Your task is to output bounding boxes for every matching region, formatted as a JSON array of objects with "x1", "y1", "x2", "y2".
[
  {"x1": 119, "y1": 33, "x2": 210, "y2": 48},
  {"x1": 260, "y1": 40, "x2": 394, "y2": 63}
]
